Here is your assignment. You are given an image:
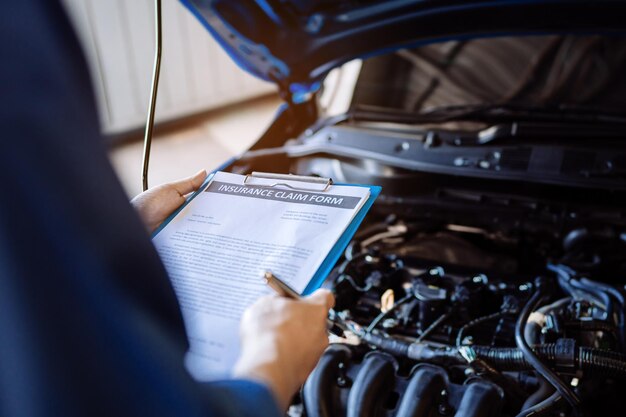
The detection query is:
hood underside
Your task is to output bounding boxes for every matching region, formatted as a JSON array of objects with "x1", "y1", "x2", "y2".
[{"x1": 181, "y1": 0, "x2": 626, "y2": 98}]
